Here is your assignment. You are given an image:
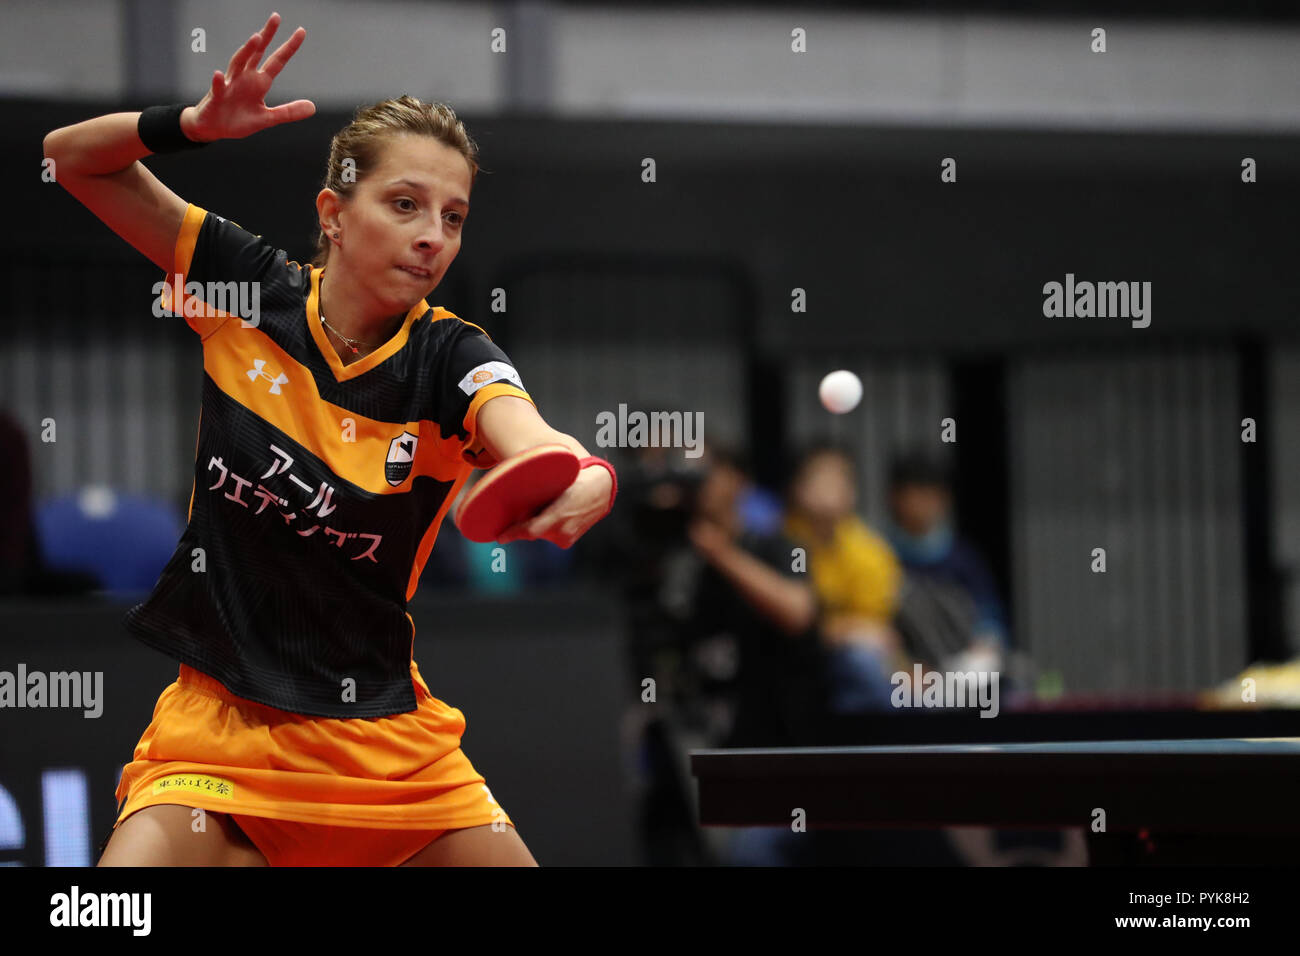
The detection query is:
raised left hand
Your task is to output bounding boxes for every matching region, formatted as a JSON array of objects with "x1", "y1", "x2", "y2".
[
  {"x1": 495, "y1": 464, "x2": 613, "y2": 548},
  {"x1": 183, "y1": 13, "x2": 316, "y2": 143}
]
